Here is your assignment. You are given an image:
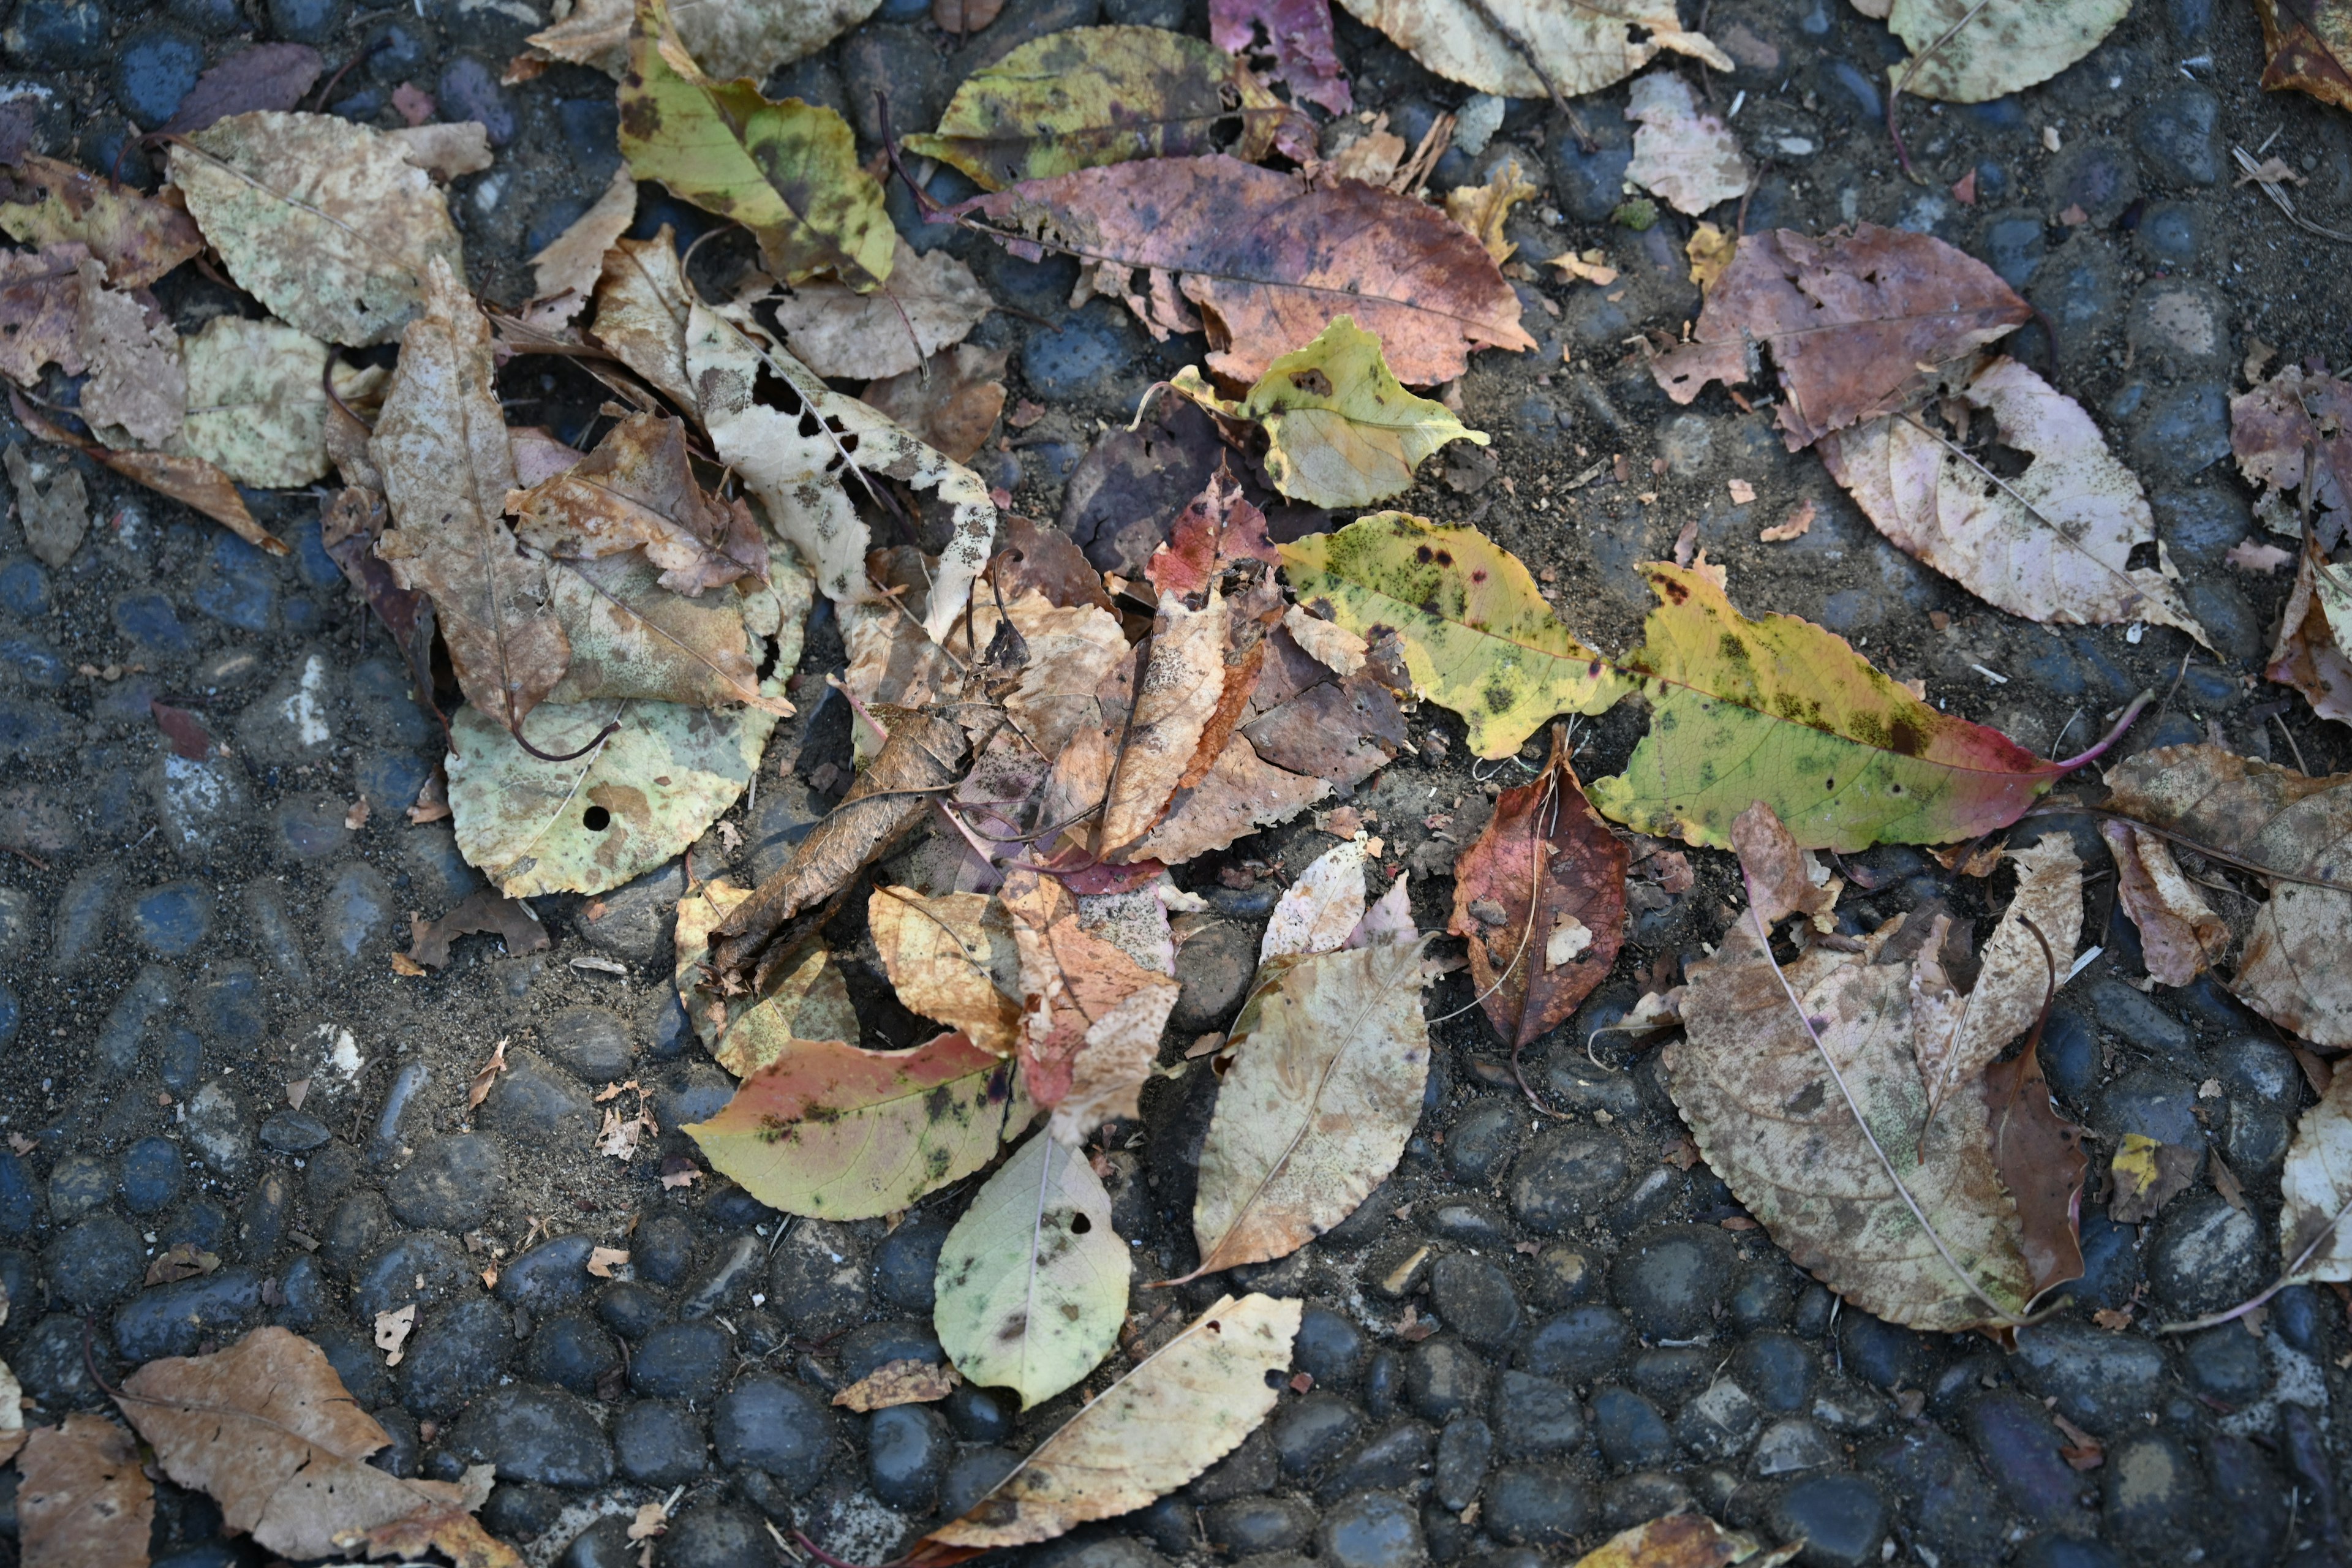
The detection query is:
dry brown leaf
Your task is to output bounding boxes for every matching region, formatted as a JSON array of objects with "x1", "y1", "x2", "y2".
[
  {"x1": 2100, "y1": 820, "x2": 2230, "y2": 987},
  {"x1": 1651, "y1": 224, "x2": 2030, "y2": 451},
  {"x1": 2256, "y1": 0, "x2": 2352, "y2": 115},
  {"x1": 2234, "y1": 361, "x2": 2352, "y2": 548},
  {"x1": 409, "y1": 891, "x2": 551, "y2": 971},
  {"x1": 1623, "y1": 71, "x2": 1751, "y2": 216},
  {"x1": 2270, "y1": 539, "x2": 2352, "y2": 727},
  {"x1": 771, "y1": 239, "x2": 992, "y2": 380},
  {"x1": 13, "y1": 391, "x2": 283, "y2": 556},
  {"x1": 1911, "y1": 836, "x2": 2081, "y2": 1123},
  {"x1": 832, "y1": 1358, "x2": 962, "y2": 1411},
  {"x1": 1096, "y1": 590, "x2": 1231, "y2": 856},
  {"x1": 372, "y1": 257, "x2": 570, "y2": 740},
  {"x1": 590, "y1": 228, "x2": 696, "y2": 410},
  {"x1": 1760, "y1": 499, "x2": 1815, "y2": 542},
  {"x1": 586, "y1": 1245, "x2": 629, "y2": 1276},
  {"x1": 859, "y1": 344, "x2": 1009, "y2": 464},
  {"x1": 523, "y1": 163, "x2": 636, "y2": 326},
  {"x1": 1572, "y1": 1514, "x2": 1803, "y2": 1568},
  {"x1": 1441, "y1": 153, "x2": 1539, "y2": 263},
  {"x1": 0, "y1": 241, "x2": 88, "y2": 388},
  {"x1": 145, "y1": 1240, "x2": 222, "y2": 1285},
  {"x1": 2109, "y1": 1133, "x2": 2200, "y2": 1224},
  {"x1": 506, "y1": 412, "x2": 767, "y2": 597},
  {"x1": 20, "y1": 1414, "x2": 153, "y2": 1568},
  {"x1": 1980, "y1": 1033, "x2": 2086, "y2": 1302},
  {"x1": 74, "y1": 256, "x2": 184, "y2": 447},
  {"x1": 0, "y1": 154, "x2": 205, "y2": 287},
  {"x1": 464, "y1": 1040, "x2": 509, "y2": 1116},
  {"x1": 521, "y1": 0, "x2": 880, "y2": 83},
  {"x1": 869, "y1": 885, "x2": 1024, "y2": 1057},
  {"x1": 1001, "y1": 870, "x2": 1181, "y2": 1144},
  {"x1": 386, "y1": 121, "x2": 494, "y2": 181},
  {"x1": 374, "y1": 1302, "x2": 417, "y2": 1365},
  {"x1": 1332, "y1": 0, "x2": 1730, "y2": 99},
  {"x1": 1730, "y1": 801, "x2": 1839, "y2": 926}
]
